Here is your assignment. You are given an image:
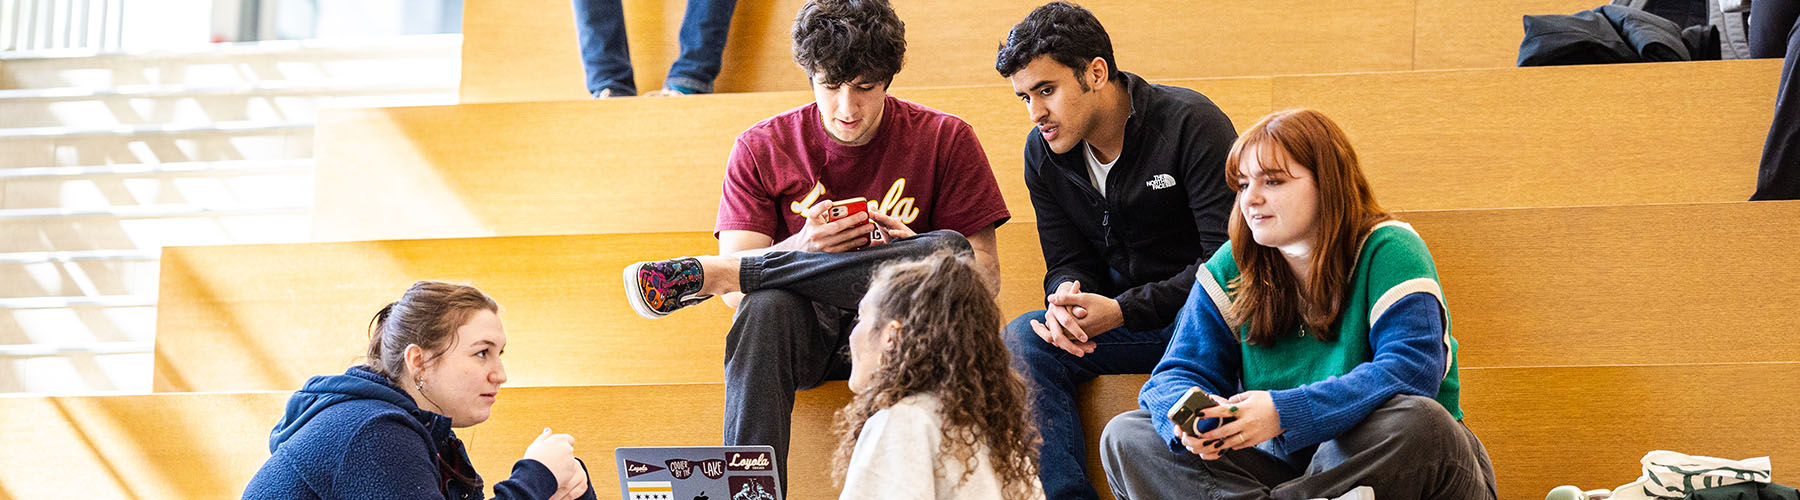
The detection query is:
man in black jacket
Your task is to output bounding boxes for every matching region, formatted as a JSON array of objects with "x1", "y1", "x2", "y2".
[{"x1": 994, "y1": 3, "x2": 1238, "y2": 498}]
